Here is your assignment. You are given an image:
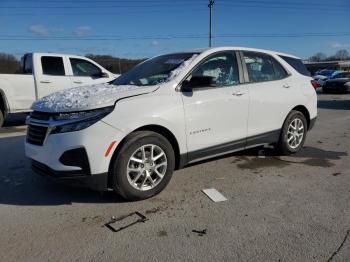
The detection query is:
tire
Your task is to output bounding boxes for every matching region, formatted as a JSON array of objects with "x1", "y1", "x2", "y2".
[
  {"x1": 111, "y1": 131, "x2": 175, "y2": 201},
  {"x1": 322, "y1": 87, "x2": 329, "y2": 94},
  {"x1": 0, "y1": 110, "x2": 4, "y2": 128},
  {"x1": 275, "y1": 110, "x2": 308, "y2": 155}
]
